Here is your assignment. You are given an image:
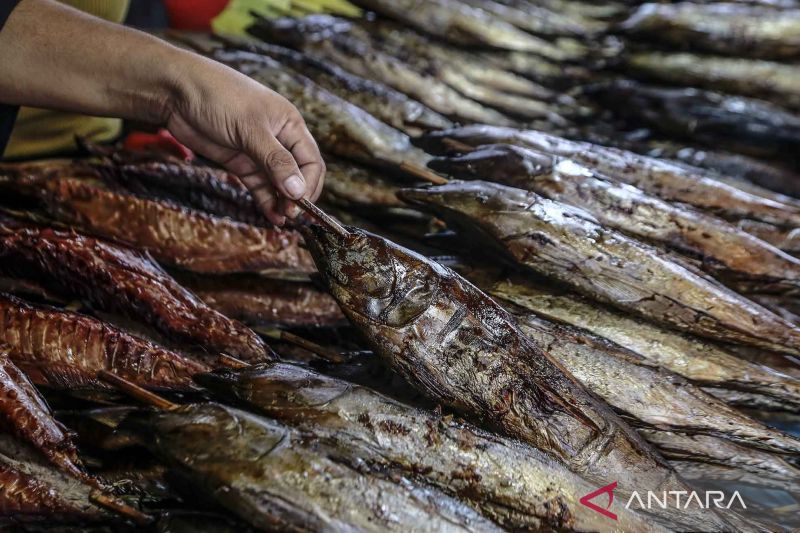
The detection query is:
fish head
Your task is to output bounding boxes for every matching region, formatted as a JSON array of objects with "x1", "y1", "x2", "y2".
[
  {"x1": 302, "y1": 224, "x2": 441, "y2": 328},
  {"x1": 413, "y1": 125, "x2": 517, "y2": 154},
  {"x1": 400, "y1": 180, "x2": 531, "y2": 221},
  {"x1": 428, "y1": 144, "x2": 554, "y2": 187},
  {"x1": 196, "y1": 363, "x2": 352, "y2": 419}
]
